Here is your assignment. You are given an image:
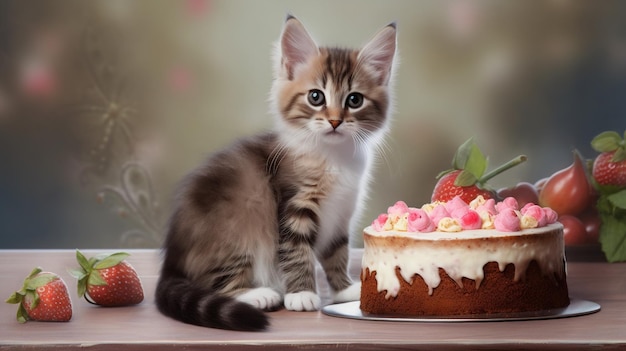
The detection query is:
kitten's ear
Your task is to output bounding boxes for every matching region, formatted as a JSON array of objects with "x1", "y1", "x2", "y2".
[
  {"x1": 358, "y1": 23, "x2": 397, "y2": 85},
  {"x1": 279, "y1": 15, "x2": 319, "y2": 79}
]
